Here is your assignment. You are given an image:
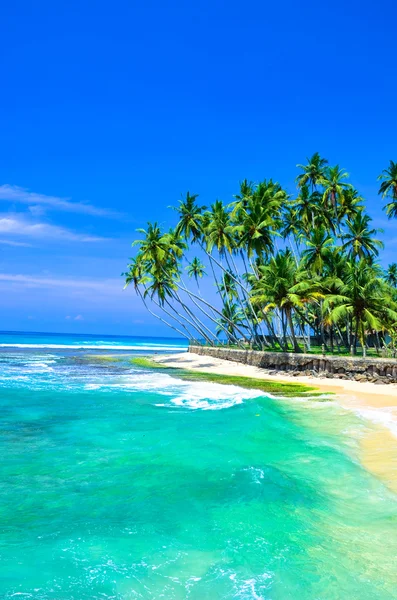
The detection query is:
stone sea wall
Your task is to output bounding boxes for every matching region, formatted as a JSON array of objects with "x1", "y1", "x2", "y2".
[{"x1": 189, "y1": 345, "x2": 397, "y2": 384}]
